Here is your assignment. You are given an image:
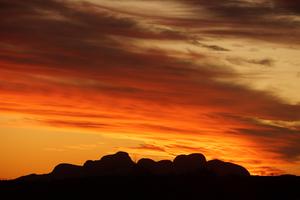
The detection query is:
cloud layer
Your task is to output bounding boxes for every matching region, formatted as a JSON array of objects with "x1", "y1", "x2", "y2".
[{"x1": 0, "y1": 0, "x2": 300, "y2": 176}]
